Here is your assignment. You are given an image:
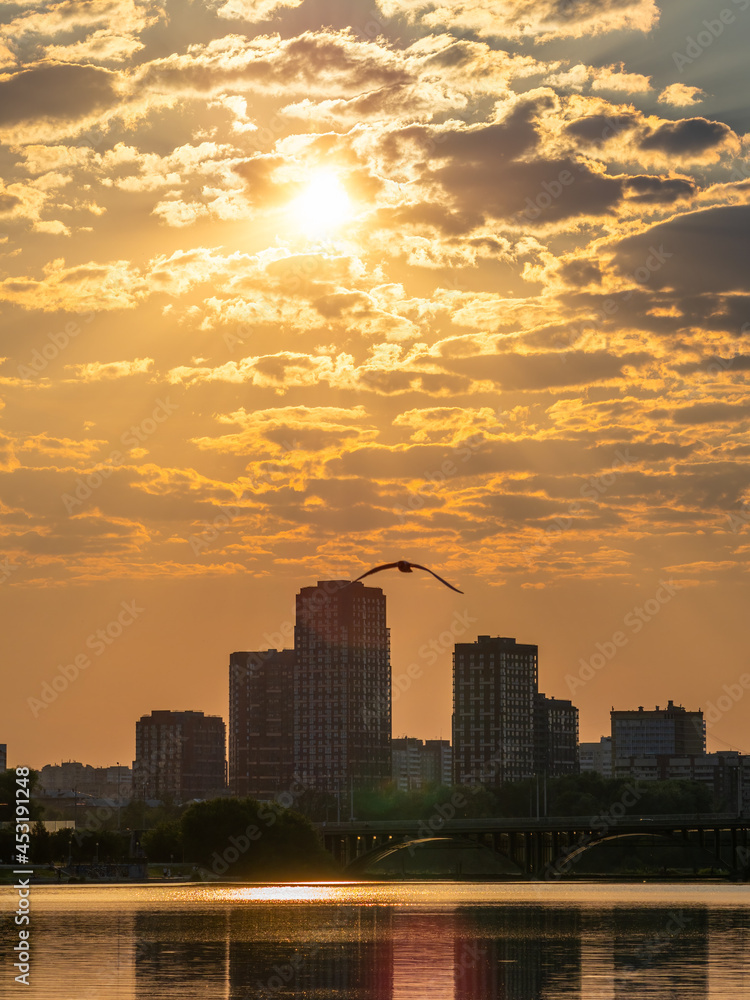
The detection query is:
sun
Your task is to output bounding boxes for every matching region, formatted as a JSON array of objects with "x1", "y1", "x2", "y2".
[{"x1": 293, "y1": 170, "x2": 352, "y2": 238}]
